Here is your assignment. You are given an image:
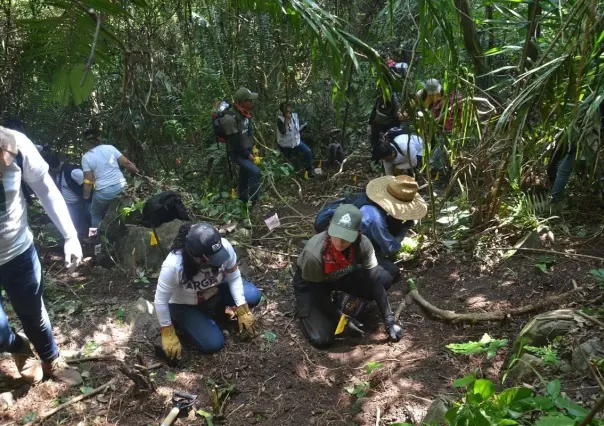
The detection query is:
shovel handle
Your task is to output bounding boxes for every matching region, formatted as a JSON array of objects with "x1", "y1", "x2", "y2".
[{"x1": 160, "y1": 407, "x2": 180, "y2": 426}]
